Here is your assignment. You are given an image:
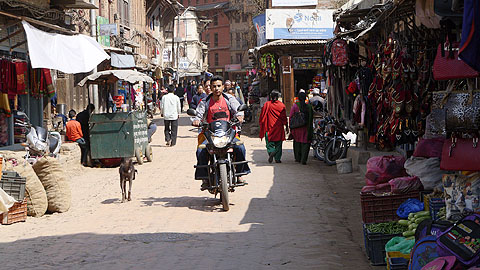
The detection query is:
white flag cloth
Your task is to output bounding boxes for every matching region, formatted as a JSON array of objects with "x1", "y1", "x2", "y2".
[{"x1": 22, "y1": 21, "x2": 110, "y2": 74}]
